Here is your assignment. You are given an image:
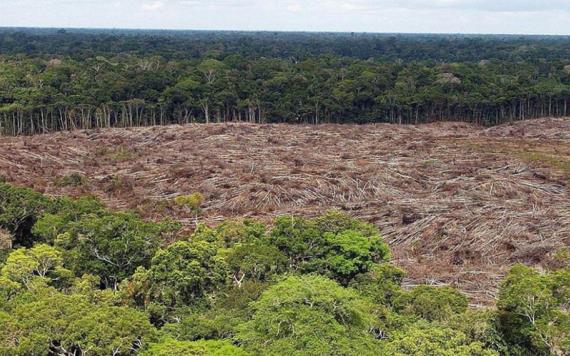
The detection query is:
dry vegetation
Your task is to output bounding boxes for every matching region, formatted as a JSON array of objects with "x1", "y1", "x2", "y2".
[{"x1": 1, "y1": 118, "x2": 569, "y2": 304}]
